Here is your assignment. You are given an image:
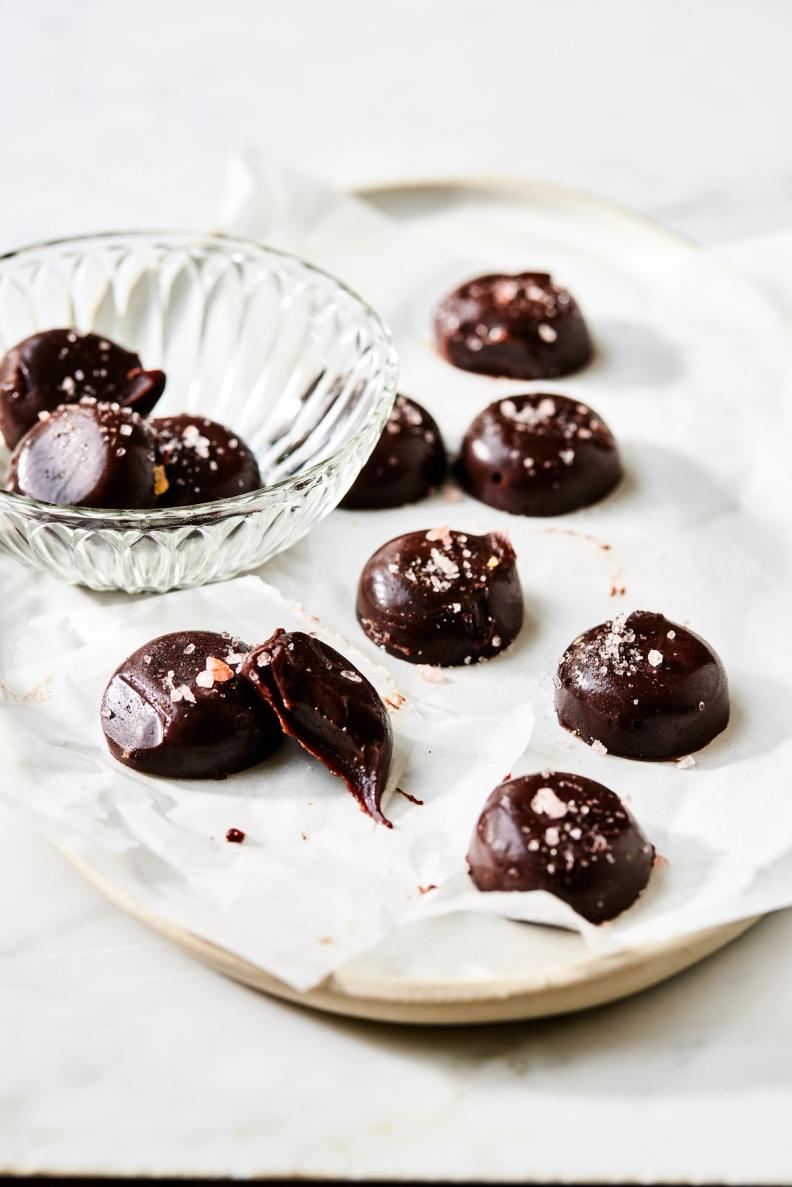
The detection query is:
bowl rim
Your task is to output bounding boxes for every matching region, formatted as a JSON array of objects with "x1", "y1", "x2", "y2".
[{"x1": 0, "y1": 228, "x2": 399, "y2": 526}]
